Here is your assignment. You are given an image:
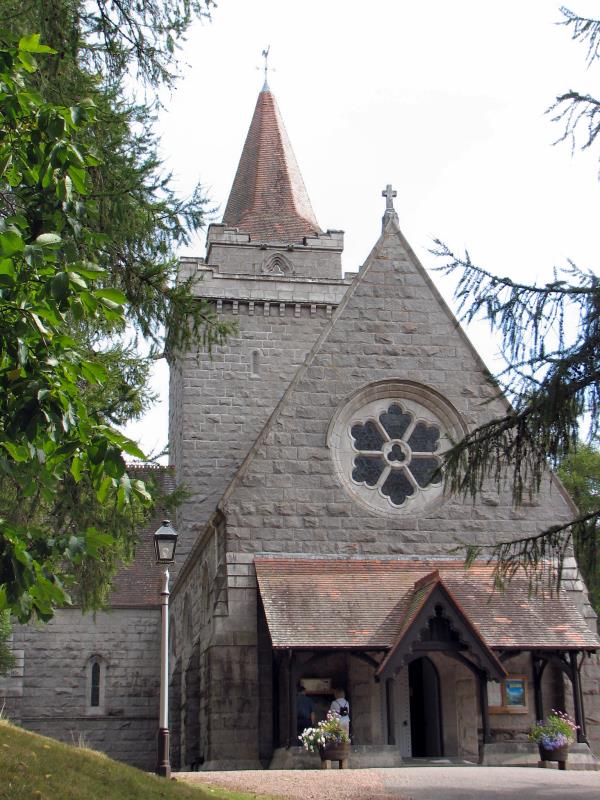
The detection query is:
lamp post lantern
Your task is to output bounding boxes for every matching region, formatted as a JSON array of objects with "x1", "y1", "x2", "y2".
[{"x1": 154, "y1": 519, "x2": 178, "y2": 778}]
